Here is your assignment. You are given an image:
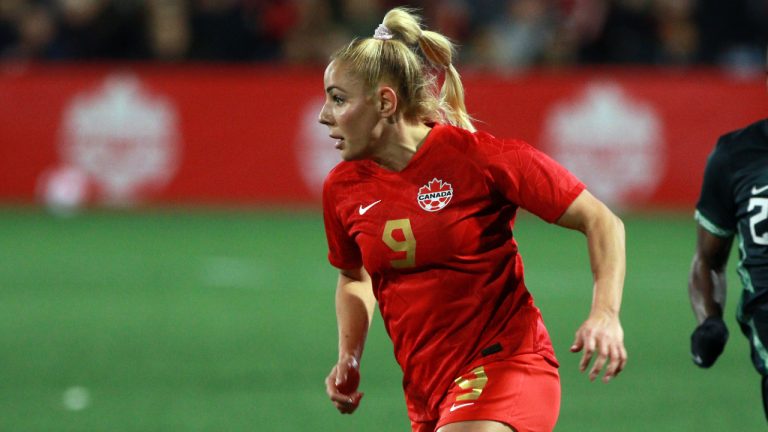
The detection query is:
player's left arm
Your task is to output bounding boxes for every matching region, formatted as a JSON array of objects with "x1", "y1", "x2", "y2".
[
  {"x1": 687, "y1": 224, "x2": 732, "y2": 368},
  {"x1": 687, "y1": 139, "x2": 734, "y2": 368},
  {"x1": 555, "y1": 189, "x2": 627, "y2": 383},
  {"x1": 689, "y1": 225, "x2": 732, "y2": 322}
]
